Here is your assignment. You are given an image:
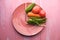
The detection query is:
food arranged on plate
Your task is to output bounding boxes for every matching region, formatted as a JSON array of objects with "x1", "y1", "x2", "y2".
[
  {"x1": 12, "y1": 3, "x2": 46, "y2": 36},
  {"x1": 25, "y1": 3, "x2": 46, "y2": 25}
]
